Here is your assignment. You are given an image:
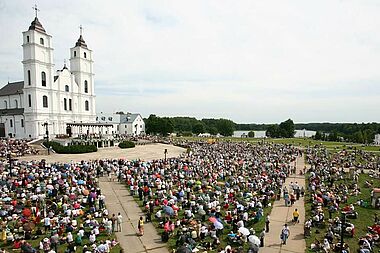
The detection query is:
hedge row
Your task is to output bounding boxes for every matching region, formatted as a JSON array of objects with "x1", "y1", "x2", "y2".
[
  {"x1": 118, "y1": 141, "x2": 135, "y2": 149},
  {"x1": 43, "y1": 141, "x2": 98, "y2": 154}
]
